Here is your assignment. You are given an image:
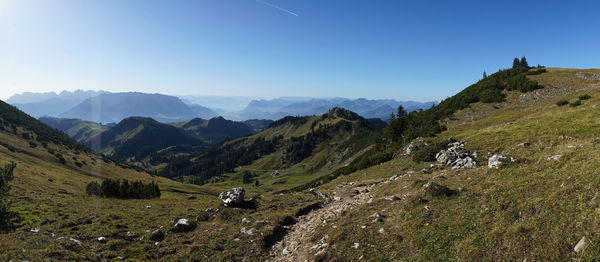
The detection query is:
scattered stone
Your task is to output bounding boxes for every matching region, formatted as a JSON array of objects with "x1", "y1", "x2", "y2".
[
  {"x1": 370, "y1": 212, "x2": 381, "y2": 218},
  {"x1": 383, "y1": 195, "x2": 399, "y2": 201},
  {"x1": 97, "y1": 236, "x2": 107, "y2": 242},
  {"x1": 233, "y1": 238, "x2": 240, "y2": 242},
  {"x1": 69, "y1": 238, "x2": 82, "y2": 246},
  {"x1": 403, "y1": 137, "x2": 425, "y2": 156},
  {"x1": 240, "y1": 227, "x2": 254, "y2": 235},
  {"x1": 352, "y1": 242, "x2": 360, "y2": 249},
  {"x1": 187, "y1": 195, "x2": 197, "y2": 200},
  {"x1": 173, "y1": 218, "x2": 197, "y2": 233},
  {"x1": 435, "y1": 141, "x2": 477, "y2": 169},
  {"x1": 241, "y1": 217, "x2": 250, "y2": 224},
  {"x1": 378, "y1": 228, "x2": 385, "y2": 234},
  {"x1": 574, "y1": 236, "x2": 586, "y2": 253},
  {"x1": 420, "y1": 168, "x2": 428, "y2": 174},
  {"x1": 282, "y1": 248, "x2": 291, "y2": 255},
  {"x1": 517, "y1": 142, "x2": 531, "y2": 147},
  {"x1": 547, "y1": 155, "x2": 562, "y2": 161},
  {"x1": 30, "y1": 227, "x2": 40, "y2": 233},
  {"x1": 218, "y1": 187, "x2": 245, "y2": 207},
  {"x1": 488, "y1": 154, "x2": 507, "y2": 169},
  {"x1": 559, "y1": 136, "x2": 573, "y2": 140},
  {"x1": 145, "y1": 205, "x2": 152, "y2": 209},
  {"x1": 359, "y1": 255, "x2": 364, "y2": 260}
]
